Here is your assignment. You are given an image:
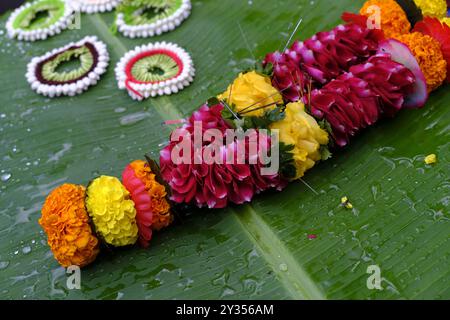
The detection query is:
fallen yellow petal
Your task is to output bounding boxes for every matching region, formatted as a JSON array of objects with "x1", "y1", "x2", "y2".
[
  {"x1": 341, "y1": 196, "x2": 353, "y2": 209},
  {"x1": 425, "y1": 154, "x2": 437, "y2": 165}
]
